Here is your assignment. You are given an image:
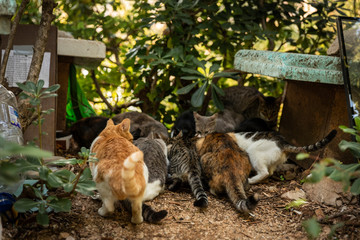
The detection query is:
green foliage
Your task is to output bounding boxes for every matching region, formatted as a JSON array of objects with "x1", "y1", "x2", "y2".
[
  {"x1": 2, "y1": 141, "x2": 97, "y2": 226},
  {"x1": 16, "y1": 0, "x2": 352, "y2": 125},
  {"x1": 16, "y1": 80, "x2": 60, "y2": 149},
  {"x1": 300, "y1": 117, "x2": 360, "y2": 238}
]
